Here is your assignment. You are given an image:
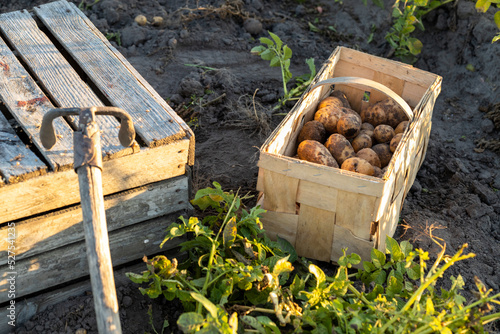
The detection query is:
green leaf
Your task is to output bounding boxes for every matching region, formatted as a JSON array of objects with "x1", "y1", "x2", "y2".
[
  {"x1": 414, "y1": 0, "x2": 428, "y2": 6},
  {"x1": 190, "y1": 292, "x2": 218, "y2": 318},
  {"x1": 407, "y1": 263, "x2": 420, "y2": 280},
  {"x1": 308, "y1": 22, "x2": 320, "y2": 32},
  {"x1": 277, "y1": 236, "x2": 298, "y2": 262},
  {"x1": 495, "y1": 11, "x2": 500, "y2": 29},
  {"x1": 223, "y1": 216, "x2": 237, "y2": 248},
  {"x1": 386, "y1": 236, "x2": 404, "y2": 262},
  {"x1": 290, "y1": 274, "x2": 305, "y2": 296},
  {"x1": 372, "y1": 0, "x2": 384, "y2": 8},
  {"x1": 309, "y1": 264, "x2": 326, "y2": 287},
  {"x1": 371, "y1": 248, "x2": 386, "y2": 268},
  {"x1": 400, "y1": 240, "x2": 413, "y2": 257},
  {"x1": 283, "y1": 45, "x2": 292, "y2": 60},
  {"x1": 363, "y1": 261, "x2": 376, "y2": 273},
  {"x1": 177, "y1": 312, "x2": 204, "y2": 333},
  {"x1": 256, "y1": 316, "x2": 281, "y2": 334},
  {"x1": 259, "y1": 37, "x2": 274, "y2": 46},
  {"x1": 126, "y1": 272, "x2": 149, "y2": 284},
  {"x1": 240, "y1": 316, "x2": 267, "y2": 334},
  {"x1": 260, "y1": 49, "x2": 275, "y2": 61},
  {"x1": 386, "y1": 275, "x2": 403, "y2": 297},
  {"x1": 392, "y1": 7, "x2": 403, "y2": 17},
  {"x1": 273, "y1": 255, "x2": 293, "y2": 276},
  {"x1": 476, "y1": 0, "x2": 491, "y2": 12},
  {"x1": 269, "y1": 56, "x2": 281, "y2": 67},
  {"x1": 268, "y1": 31, "x2": 283, "y2": 50},
  {"x1": 407, "y1": 37, "x2": 423, "y2": 55}
]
